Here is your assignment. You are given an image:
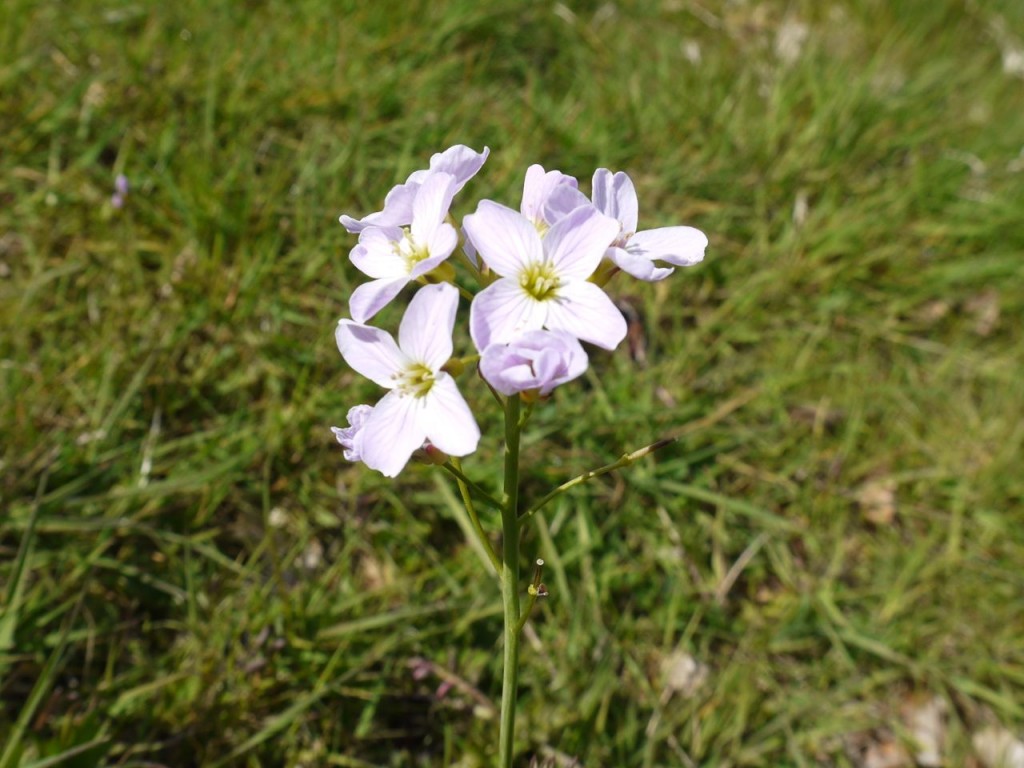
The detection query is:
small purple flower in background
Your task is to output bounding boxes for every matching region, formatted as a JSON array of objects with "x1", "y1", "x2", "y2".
[
  {"x1": 480, "y1": 330, "x2": 588, "y2": 396},
  {"x1": 339, "y1": 144, "x2": 489, "y2": 234},
  {"x1": 111, "y1": 174, "x2": 129, "y2": 209},
  {"x1": 330, "y1": 404, "x2": 373, "y2": 462},
  {"x1": 591, "y1": 169, "x2": 707, "y2": 282},
  {"x1": 464, "y1": 201, "x2": 626, "y2": 351},
  {"x1": 347, "y1": 172, "x2": 459, "y2": 322},
  {"x1": 335, "y1": 283, "x2": 480, "y2": 478}
]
